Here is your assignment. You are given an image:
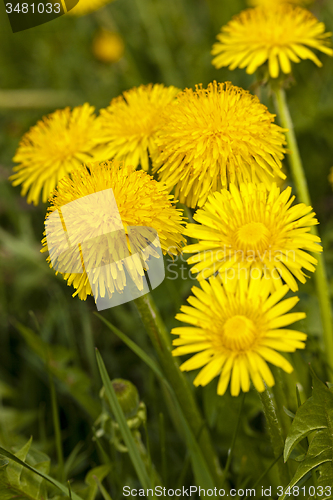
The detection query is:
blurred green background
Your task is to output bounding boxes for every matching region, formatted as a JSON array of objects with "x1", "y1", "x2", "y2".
[{"x1": 1, "y1": 0, "x2": 333, "y2": 497}]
